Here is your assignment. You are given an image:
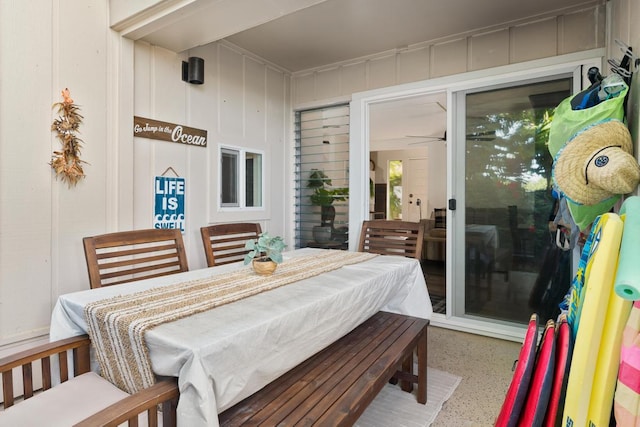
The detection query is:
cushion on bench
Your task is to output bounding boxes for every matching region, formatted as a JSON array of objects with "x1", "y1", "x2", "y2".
[{"x1": 0, "y1": 372, "x2": 134, "y2": 426}]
